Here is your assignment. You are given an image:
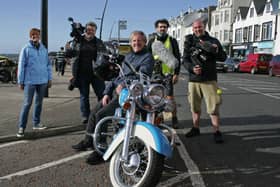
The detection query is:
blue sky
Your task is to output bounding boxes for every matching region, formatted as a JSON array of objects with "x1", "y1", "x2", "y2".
[{"x1": 0, "y1": 0, "x2": 216, "y2": 53}]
